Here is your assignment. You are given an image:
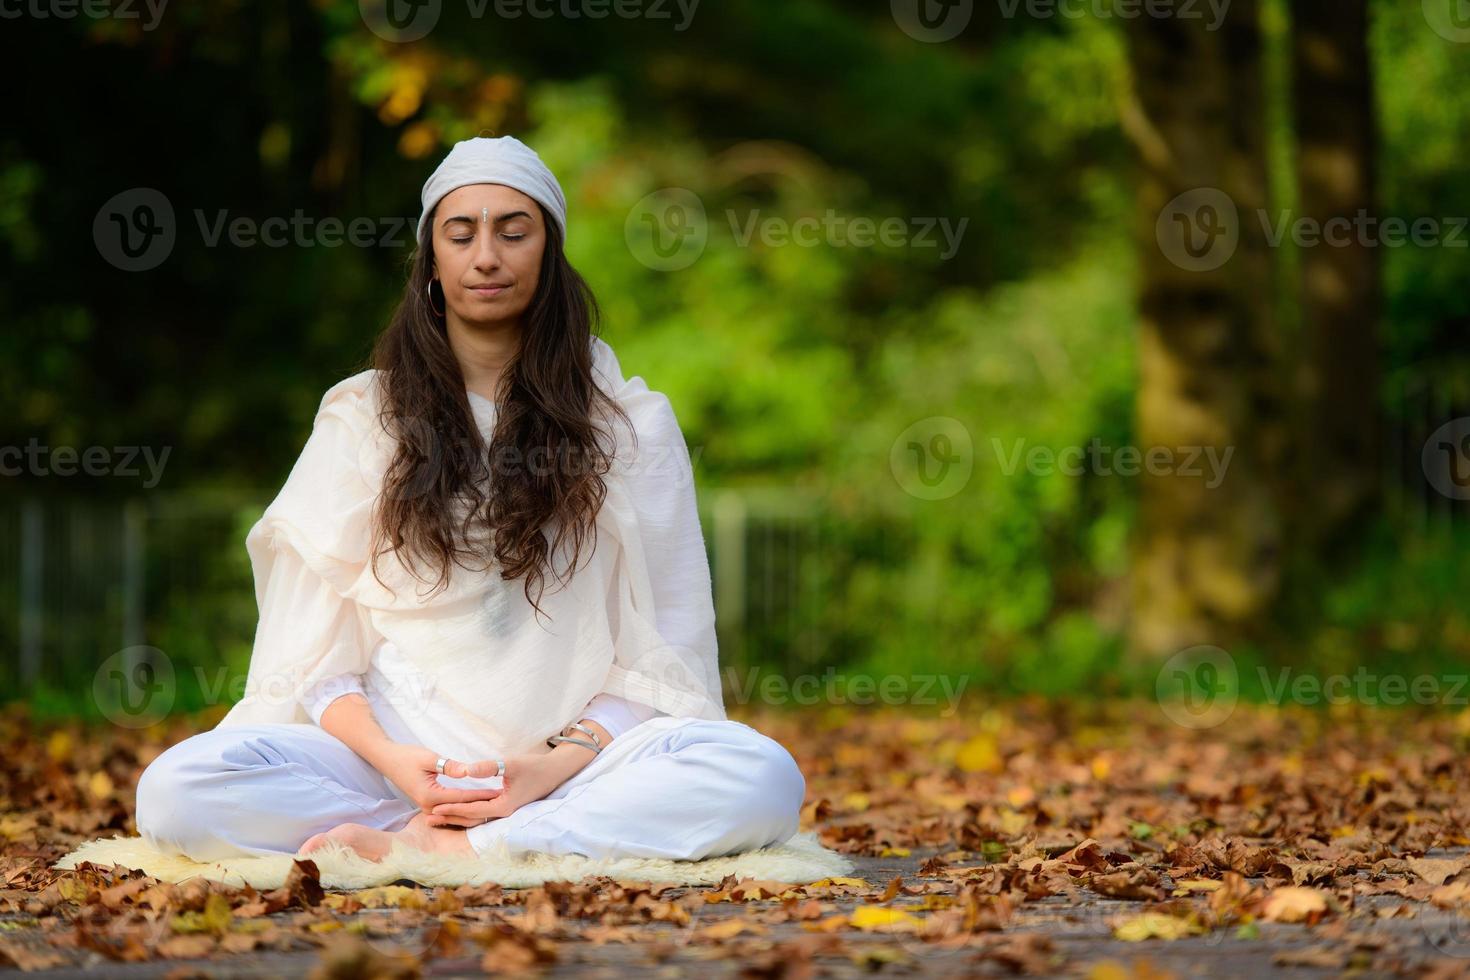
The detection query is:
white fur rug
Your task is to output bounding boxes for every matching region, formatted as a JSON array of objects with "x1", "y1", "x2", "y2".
[{"x1": 53, "y1": 830, "x2": 855, "y2": 891}]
